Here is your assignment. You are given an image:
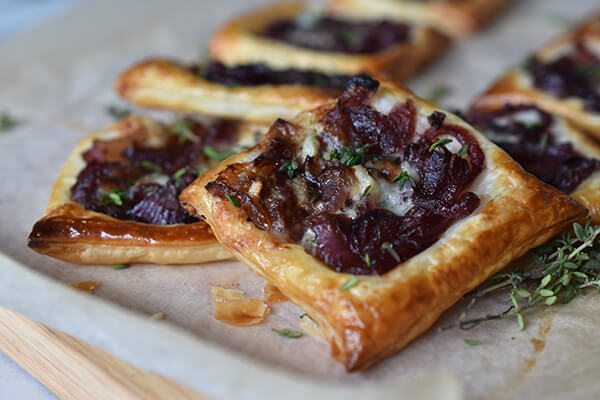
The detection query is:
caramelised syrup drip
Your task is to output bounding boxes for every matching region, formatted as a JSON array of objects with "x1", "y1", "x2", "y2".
[
  {"x1": 206, "y1": 77, "x2": 484, "y2": 275},
  {"x1": 262, "y1": 15, "x2": 410, "y2": 54},
  {"x1": 526, "y1": 43, "x2": 600, "y2": 112},
  {"x1": 71, "y1": 119, "x2": 240, "y2": 225},
  {"x1": 468, "y1": 104, "x2": 599, "y2": 193},
  {"x1": 196, "y1": 61, "x2": 353, "y2": 89}
]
